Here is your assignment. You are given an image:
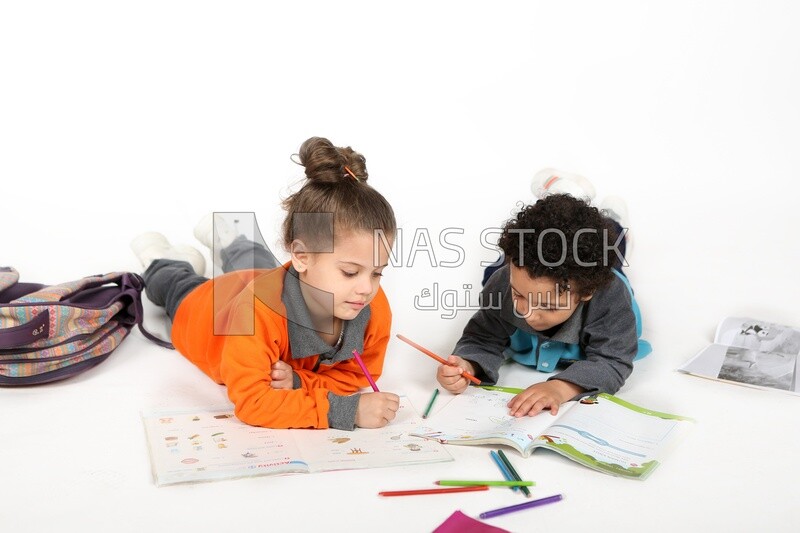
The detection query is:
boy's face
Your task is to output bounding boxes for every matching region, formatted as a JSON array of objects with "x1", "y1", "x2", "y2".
[
  {"x1": 293, "y1": 230, "x2": 391, "y2": 322},
  {"x1": 508, "y1": 265, "x2": 590, "y2": 332}
]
